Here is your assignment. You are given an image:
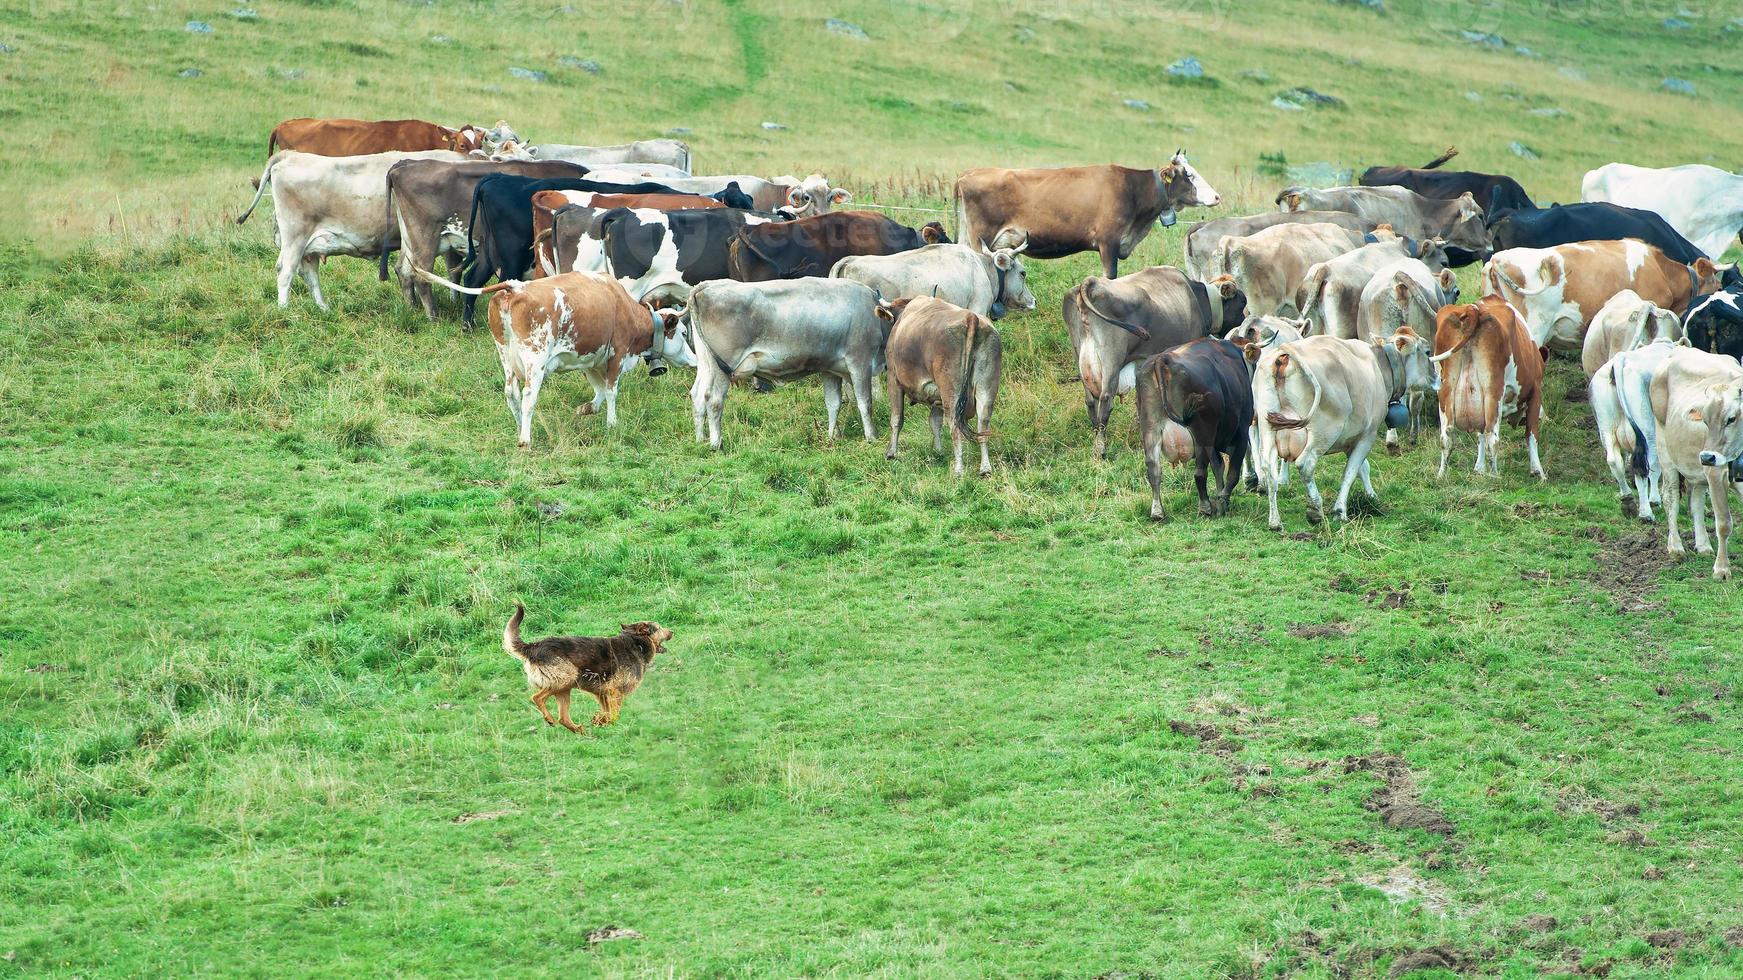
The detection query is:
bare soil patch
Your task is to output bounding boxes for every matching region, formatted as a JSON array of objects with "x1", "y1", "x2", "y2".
[
  {"x1": 1587, "y1": 527, "x2": 1678, "y2": 613},
  {"x1": 1342, "y1": 752, "x2": 1455, "y2": 836}
]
